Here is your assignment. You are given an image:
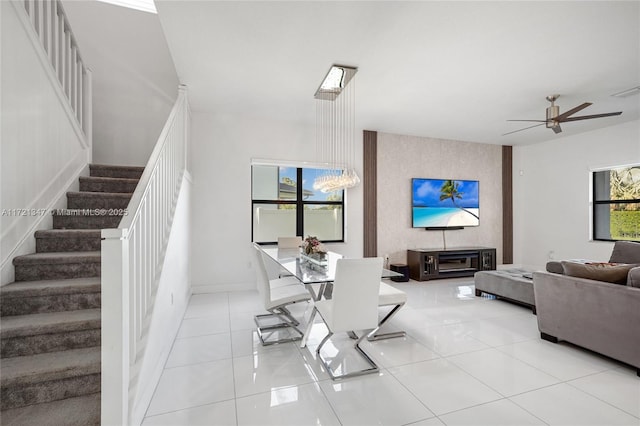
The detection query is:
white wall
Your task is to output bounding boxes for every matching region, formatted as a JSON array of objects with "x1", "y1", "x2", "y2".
[
  {"x1": 513, "y1": 120, "x2": 640, "y2": 270},
  {"x1": 190, "y1": 112, "x2": 364, "y2": 292},
  {"x1": 1, "y1": 1, "x2": 89, "y2": 285},
  {"x1": 130, "y1": 174, "x2": 191, "y2": 425},
  {"x1": 62, "y1": 1, "x2": 179, "y2": 166},
  {"x1": 377, "y1": 132, "x2": 503, "y2": 265}
]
